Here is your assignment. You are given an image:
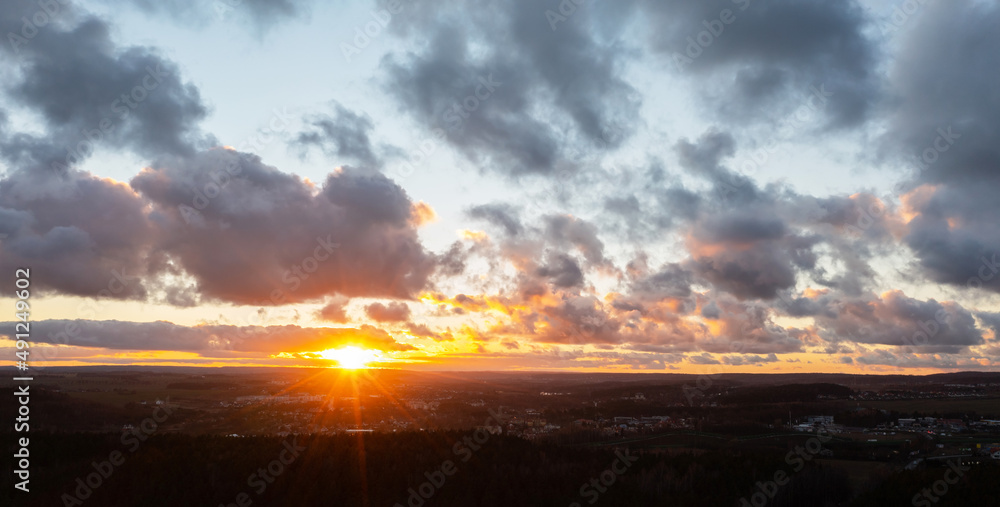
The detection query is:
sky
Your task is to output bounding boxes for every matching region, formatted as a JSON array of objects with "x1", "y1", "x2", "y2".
[{"x1": 0, "y1": 0, "x2": 998, "y2": 373}]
